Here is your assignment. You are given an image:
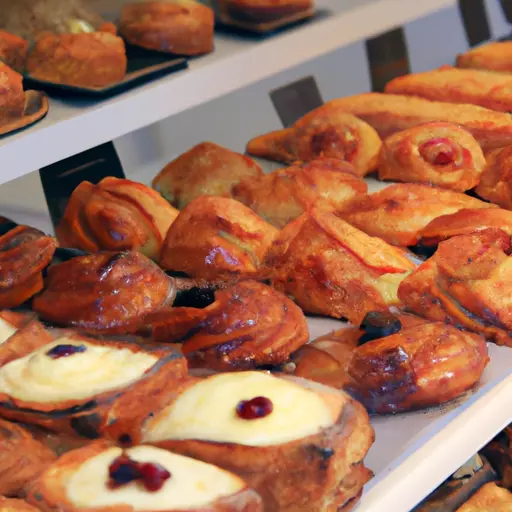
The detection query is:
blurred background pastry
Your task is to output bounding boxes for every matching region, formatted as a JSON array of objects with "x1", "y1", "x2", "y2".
[
  {"x1": 475, "y1": 145, "x2": 512, "y2": 209},
  {"x1": 457, "y1": 41, "x2": 512, "y2": 73},
  {"x1": 0, "y1": 31, "x2": 28, "y2": 72},
  {"x1": 217, "y1": 0, "x2": 314, "y2": 23}
]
